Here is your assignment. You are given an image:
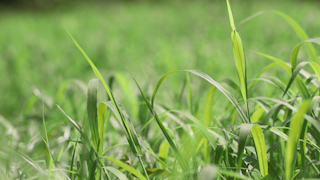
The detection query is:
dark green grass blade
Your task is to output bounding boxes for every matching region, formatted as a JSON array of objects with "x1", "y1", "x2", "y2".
[{"x1": 87, "y1": 79, "x2": 100, "y2": 152}]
